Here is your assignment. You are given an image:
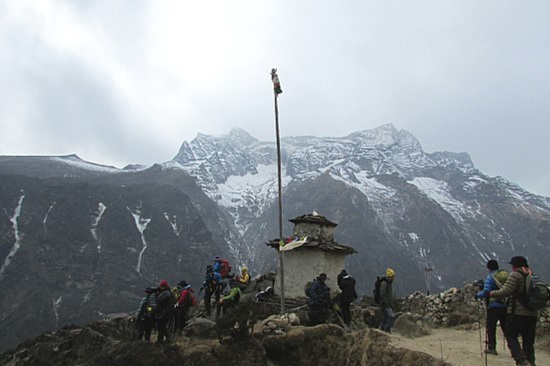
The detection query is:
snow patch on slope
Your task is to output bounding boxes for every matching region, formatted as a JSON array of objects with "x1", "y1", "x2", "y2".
[
  {"x1": 0, "y1": 195, "x2": 25, "y2": 276},
  {"x1": 216, "y1": 164, "x2": 291, "y2": 236},
  {"x1": 164, "y1": 213, "x2": 183, "y2": 237},
  {"x1": 91, "y1": 203, "x2": 107, "y2": 253},
  {"x1": 128, "y1": 208, "x2": 151, "y2": 273},
  {"x1": 43, "y1": 202, "x2": 56, "y2": 236},
  {"x1": 410, "y1": 178, "x2": 472, "y2": 221}
]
